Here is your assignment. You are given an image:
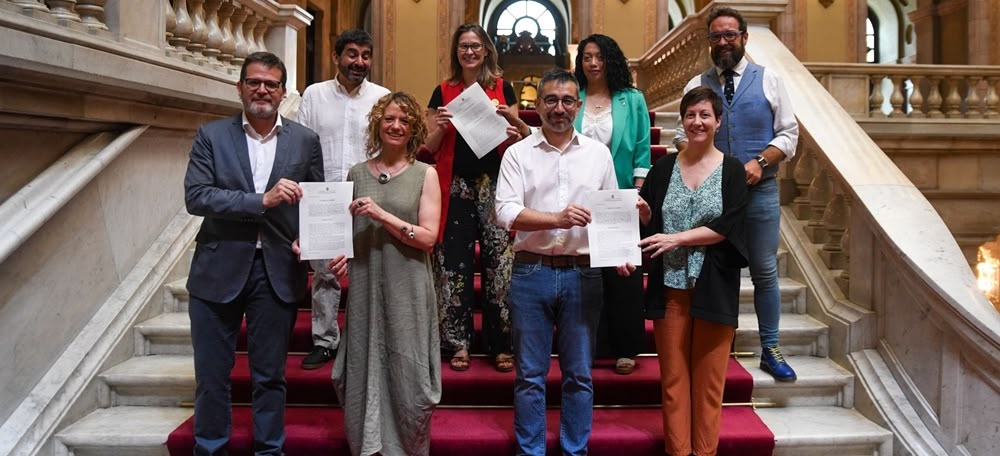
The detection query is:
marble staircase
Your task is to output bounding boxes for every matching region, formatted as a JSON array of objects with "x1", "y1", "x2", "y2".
[{"x1": 53, "y1": 246, "x2": 893, "y2": 455}]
